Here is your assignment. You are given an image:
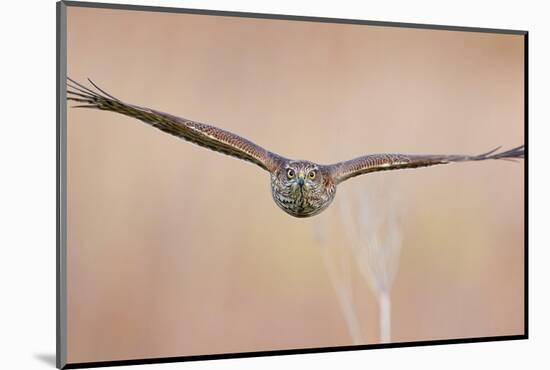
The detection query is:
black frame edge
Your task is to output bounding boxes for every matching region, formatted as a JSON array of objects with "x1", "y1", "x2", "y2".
[
  {"x1": 62, "y1": 0, "x2": 527, "y2": 35},
  {"x1": 57, "y1": 1, "x2": 68, "y2": 369},
  {"x1": 62, "y1": 335, "x2": 527, "y2": 369},
  {"x1": 523, "y1": 32, "x2": 529, "y2": 338}
]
